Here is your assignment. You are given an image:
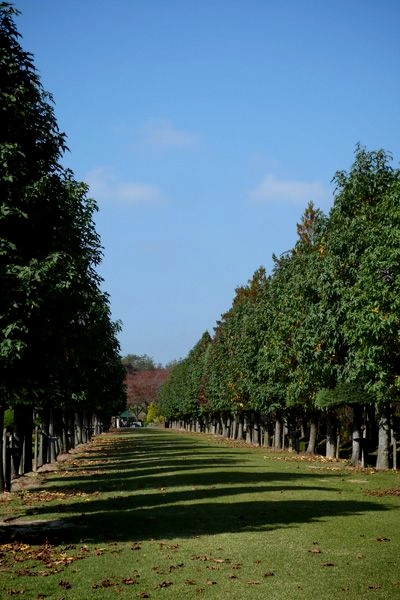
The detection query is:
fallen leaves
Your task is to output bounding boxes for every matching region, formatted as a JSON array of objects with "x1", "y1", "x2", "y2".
[
  {"x1": 308, "y1": 546, "x2": 322, "y2": 554},
  {"x1": 131, "y1": 542, "x2": 142, "y2": 550},
  {"x1": 157, "y1": 581, "x2": 173, "y2": 588},
  {"x1": 92, "y1": 577, "x2": 118, "y2": 589},
  {"x1": 16, "y1": 489, "x2": 92, "y2": 505},
  {"x1": 158, "y1": 542, "x2": 179, "y2": 550},
  {"x1": 0, "y1": 540, "x2": 98, "y2": 577},
  {"x1": 365, "y1": 487, "x2": 400, "y2": 497},
  {"x1": 191, "y1": 554, "x2": 228, "y2": 564},
  {"x1": 122, "y1": 577, "x2": 137, "y2": 585}
]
